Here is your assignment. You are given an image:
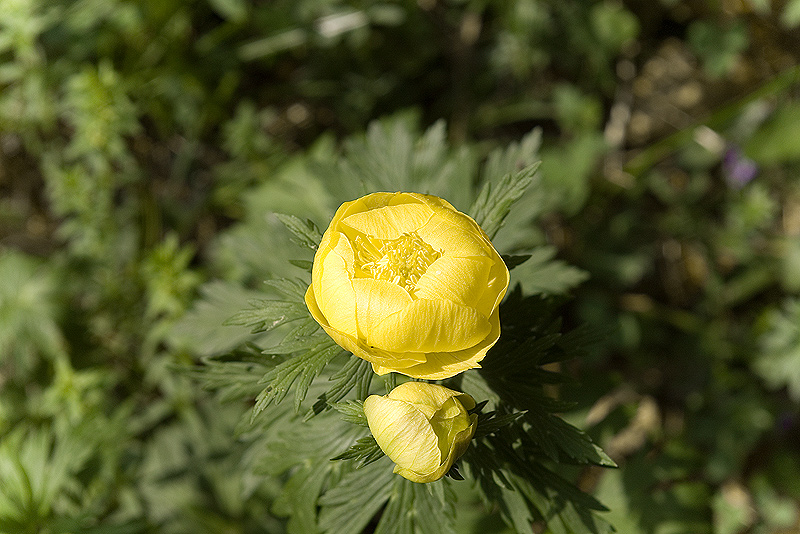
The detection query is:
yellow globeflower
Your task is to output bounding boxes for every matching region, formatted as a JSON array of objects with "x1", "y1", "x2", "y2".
[
  {"x1": 305, "y1": 192, "x2": 509, "y2": 380},
  {"x1": 363, "y1": 382, "x2": 478, "y2": 483}
]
